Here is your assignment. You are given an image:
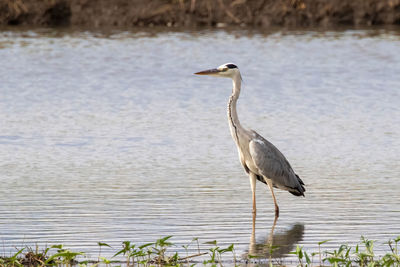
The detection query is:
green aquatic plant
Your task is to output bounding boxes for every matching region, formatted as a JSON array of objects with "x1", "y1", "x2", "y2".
[
  {"x1": 318, "y1": 236, "x2": 400, "y2": 267},
  {"x1": 323, "y1": 244, "x2": 352, "y2": 266},
  {"x1": 318, "y1": 239, "x2": 330, "y2": 265},
  {"x1": 0, "y1": 235, "x2": 399, "y2": 266},
  {"x1": 202, "y1": 240, "x2": 236, "y2": 267},
  {"x1": 97, "y1": 241, "x2": 112, "y2": 260},
  {"x1": 112, "y1": 236, "x2": 180, "y2": 266},
  {"x1": 44, "y1": 245, "x2": 85, "y2": 267},
  {"x1": 153, "y1": 235, "x2": 174, "y2": 264},
  {"x1": 113, "y1": 241, "x2": 140, "y2": 266},
  {"x1": 1, "y1": 248, "x2": 25, "y2": 267},
  {"x1": 289, "y1": 245, "x2": 311, "y2": 267}
]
